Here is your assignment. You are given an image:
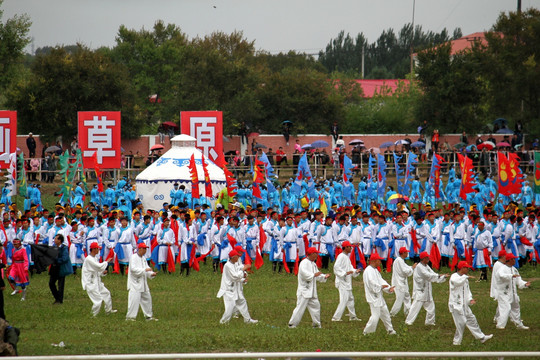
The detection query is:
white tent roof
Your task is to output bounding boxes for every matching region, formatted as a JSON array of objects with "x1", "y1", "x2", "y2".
[{"x1": 135, "y1": 135, "x2": 226, "y2": 210}]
